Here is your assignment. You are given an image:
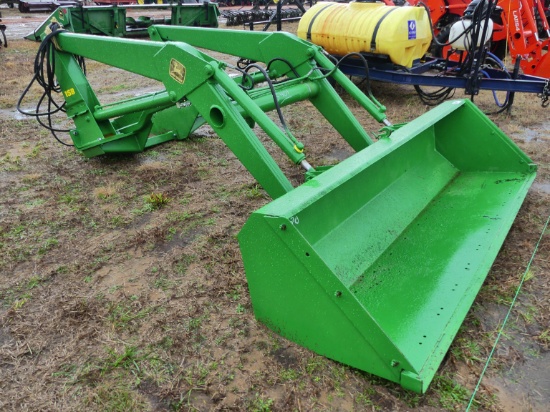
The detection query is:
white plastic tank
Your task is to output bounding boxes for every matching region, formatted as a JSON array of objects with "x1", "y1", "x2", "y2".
[{"x1": 449, "y1": 18, "x2": 494, "y2": 50}]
